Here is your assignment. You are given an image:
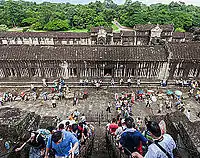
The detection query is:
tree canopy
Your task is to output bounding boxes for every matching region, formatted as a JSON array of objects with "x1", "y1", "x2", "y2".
[{"x1": 0, "y1": 0, "x2": 200, "y2": 31}]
